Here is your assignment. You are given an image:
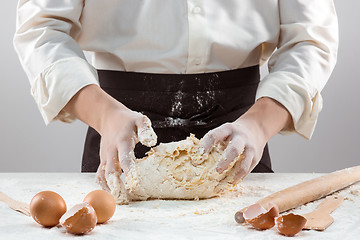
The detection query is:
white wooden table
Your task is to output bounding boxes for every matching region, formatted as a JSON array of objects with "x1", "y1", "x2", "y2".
[{"x1": 0, "y1": 173, "x2": 359, "y2": 239}]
